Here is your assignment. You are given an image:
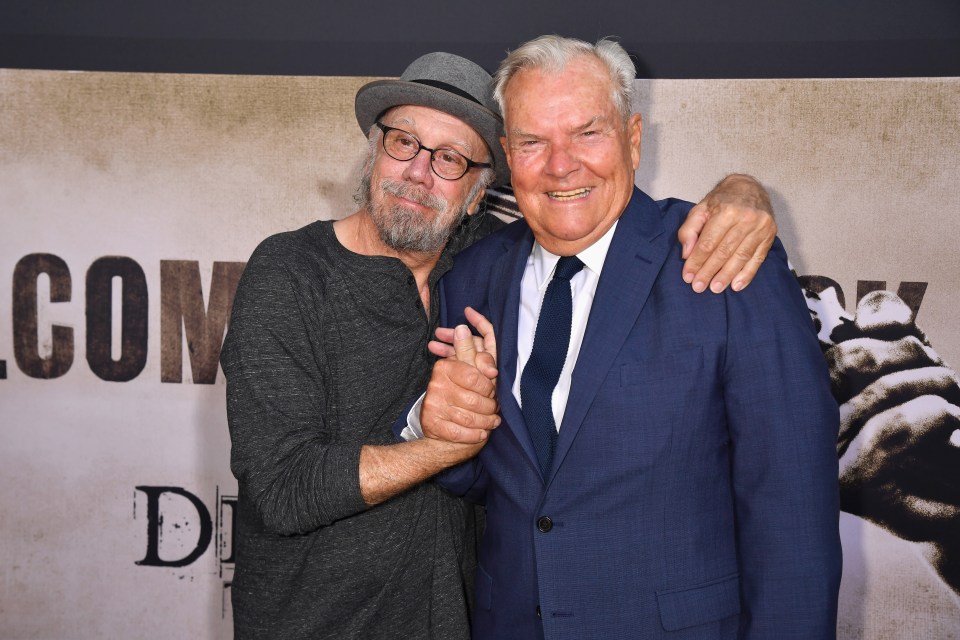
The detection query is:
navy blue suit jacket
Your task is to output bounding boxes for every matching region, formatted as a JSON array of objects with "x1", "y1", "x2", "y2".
[{"x1": 431, "y1": 188, "x2": 841, "y2": 639}]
